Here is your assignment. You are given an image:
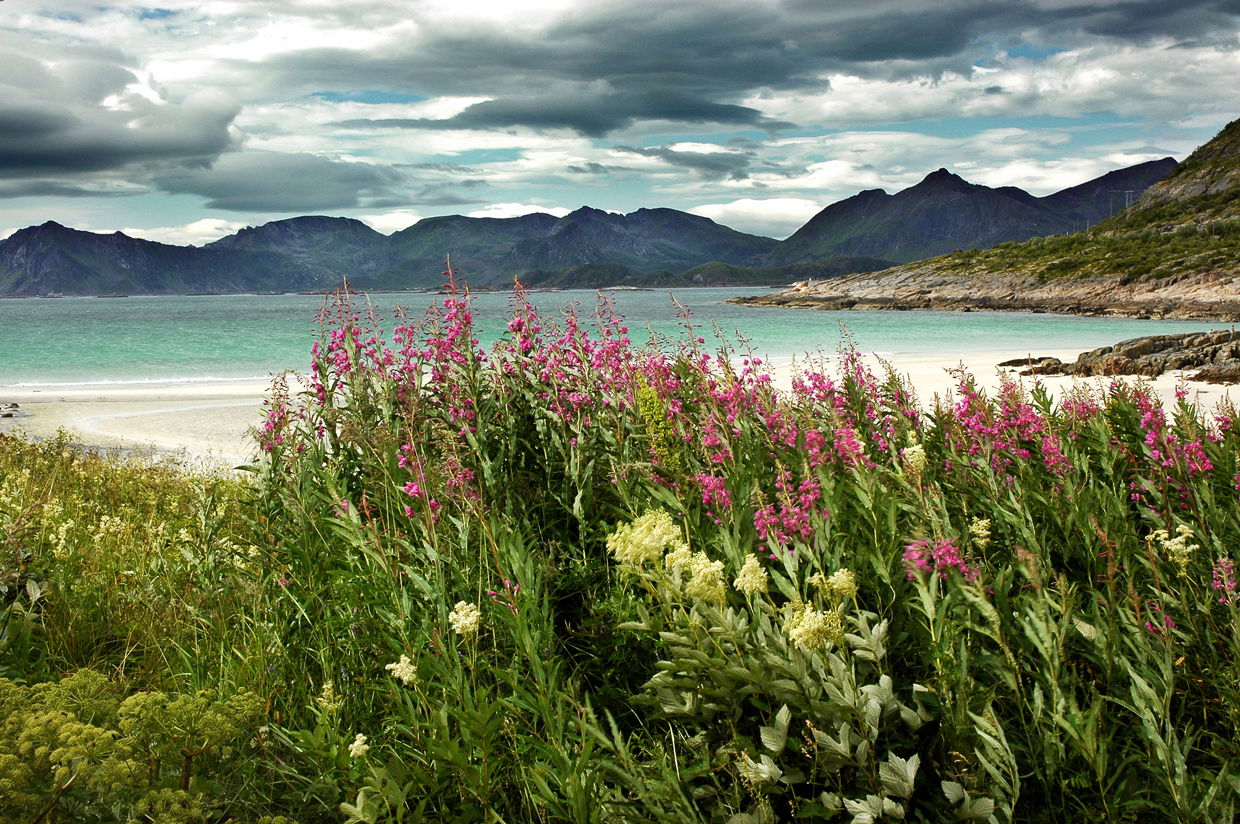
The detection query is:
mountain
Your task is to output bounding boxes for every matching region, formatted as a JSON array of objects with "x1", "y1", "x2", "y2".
[
  {"x1": 0, "y1": 207, "x2": 780, "y2": 295},
  {"x1": 765, "y1": 158, "x2": 1176, "y2": 266},
  {"x1": 386, "y1": 212, "x2": 562, "y2": 287},
  {"x1": 0, "y1": 156, "x2": 1186, "y2": 296},
  {"x1": 733, "y1": 119, "x2": 1240, "y2": 321},
  {"x1": 0, "y1": 221, "x2": 315, "y2": 295},
  {"x1": 206, "y1": 215, "x2": 391, "y2": 279}
]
